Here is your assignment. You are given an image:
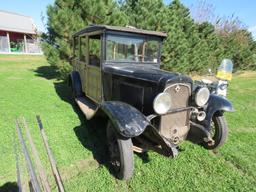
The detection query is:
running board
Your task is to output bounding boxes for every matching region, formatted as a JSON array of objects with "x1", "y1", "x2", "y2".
[{"x1": 75, "y1": 97, "x2": 98, "y2": 120}]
